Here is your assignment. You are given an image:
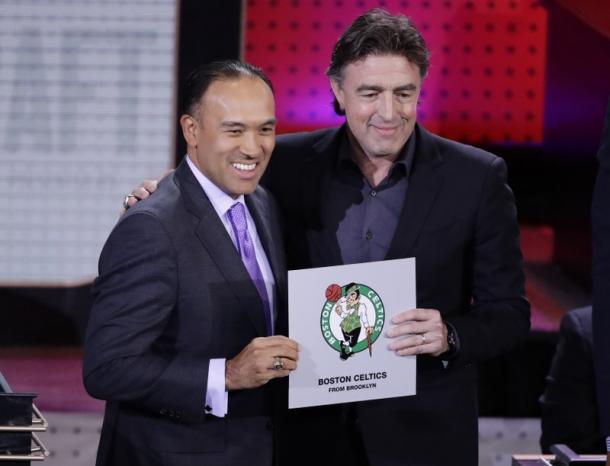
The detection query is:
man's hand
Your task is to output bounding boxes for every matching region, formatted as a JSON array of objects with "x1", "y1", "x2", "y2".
[
  {"x1": 225, "y1": 336, "x2": 299, "y2": 390},
  {"x1": 122, "y1": 169, "x2": 173, "y2": 211},
  {"x1": 386, "y1": 308, "x2": 448, "y2": 357}
]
